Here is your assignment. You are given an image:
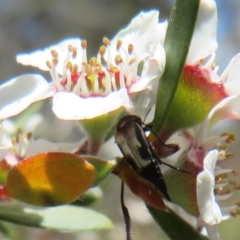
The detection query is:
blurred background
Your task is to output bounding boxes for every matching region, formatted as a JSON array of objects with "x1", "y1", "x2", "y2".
[{"x1": 0, "y1": 0, "x2": 240, "y2": 239}]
